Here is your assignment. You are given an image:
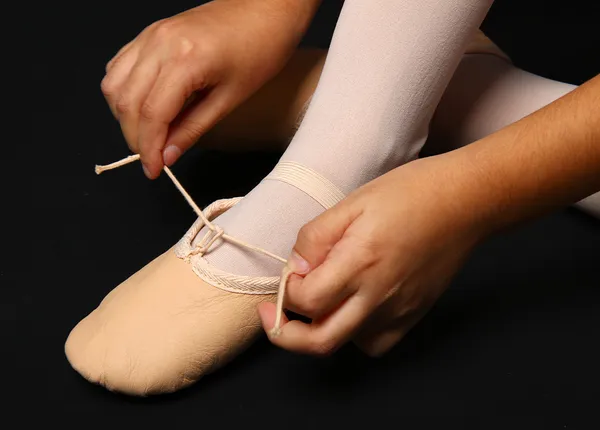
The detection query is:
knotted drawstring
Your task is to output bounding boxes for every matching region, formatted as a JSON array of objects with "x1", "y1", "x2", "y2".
[{"x1": 95, "y1": 153, "x2": 290, "y2": 336}]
